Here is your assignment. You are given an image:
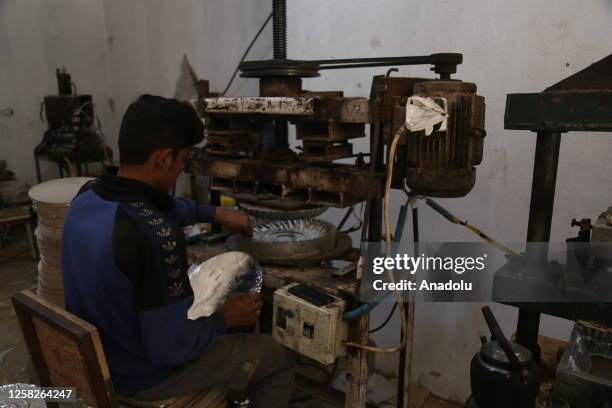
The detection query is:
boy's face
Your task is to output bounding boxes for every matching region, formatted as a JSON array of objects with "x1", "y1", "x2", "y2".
[{"x1": 149, "y1": 147, "x2": 190, "y2": 192}]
